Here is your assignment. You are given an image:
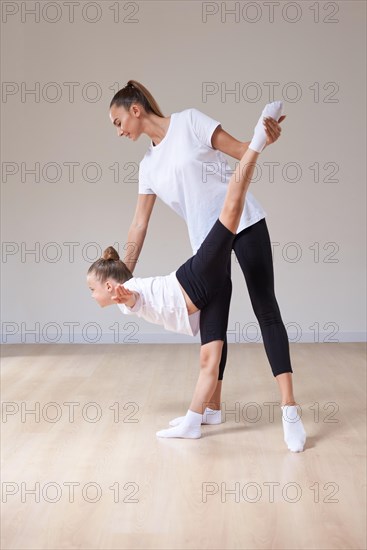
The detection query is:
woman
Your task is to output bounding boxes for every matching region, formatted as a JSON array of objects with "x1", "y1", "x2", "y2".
[
  {"x1": 88, "y1": 101, "x2": 306, "y2": 451},
  {"x1": 109, "y1": 81, "x2": 304, "y2": 451}
]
